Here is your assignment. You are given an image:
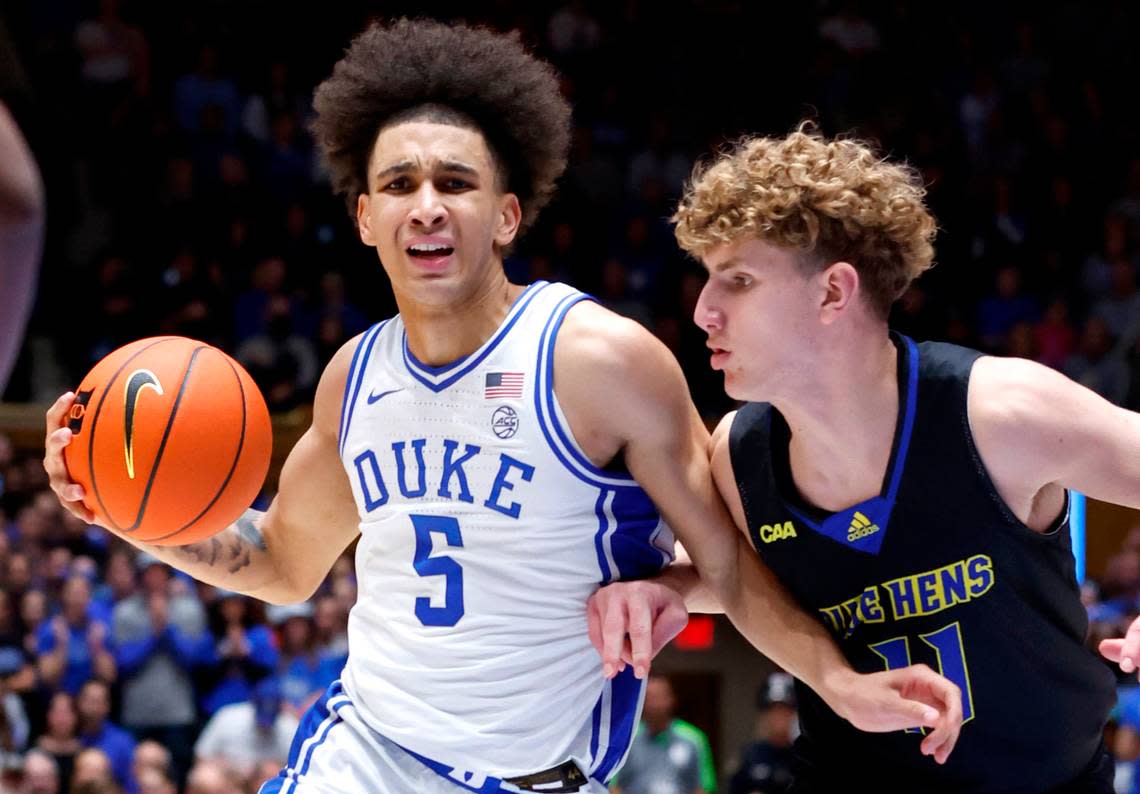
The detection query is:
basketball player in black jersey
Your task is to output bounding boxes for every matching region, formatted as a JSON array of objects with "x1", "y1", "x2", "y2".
[{"x1": 591, "y1": 126, "x2": 1139, "y2": 792}]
